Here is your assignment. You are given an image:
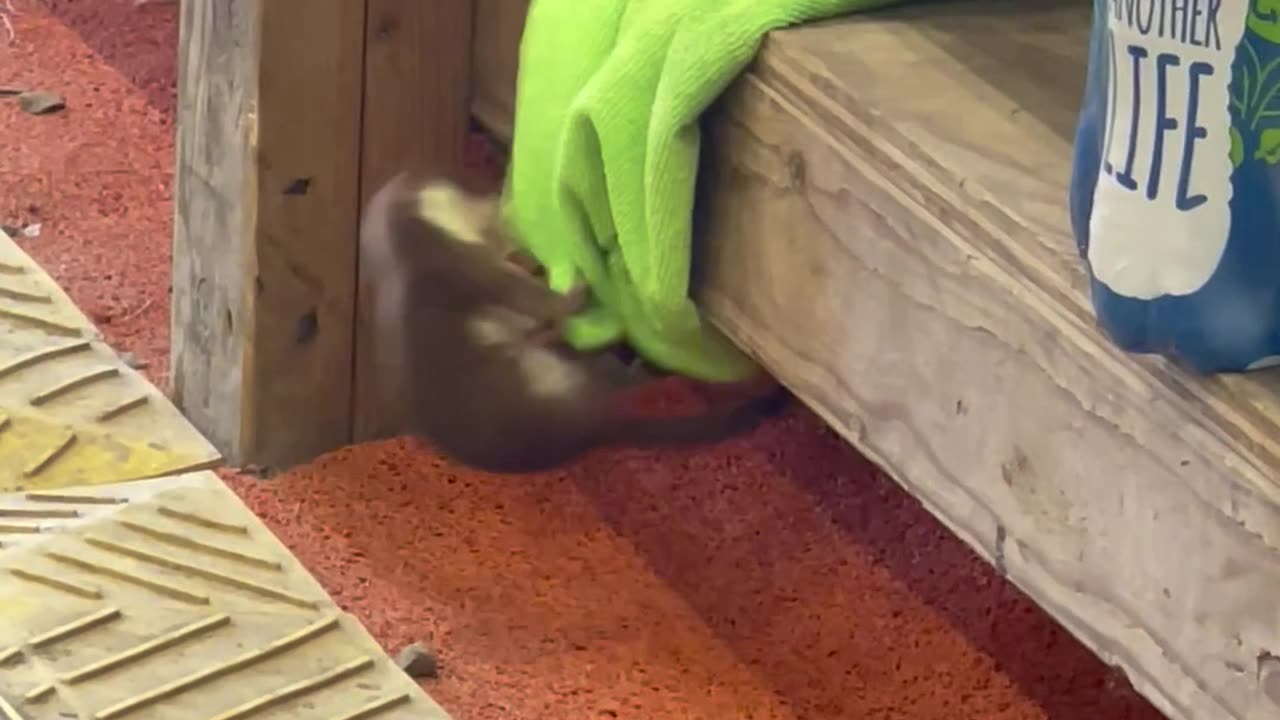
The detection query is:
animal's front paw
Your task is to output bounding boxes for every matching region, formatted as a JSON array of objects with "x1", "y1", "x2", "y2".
[
  {"x1": 562, "y1": 282, "x2": 590, "y2": 314},
  {"x1": 515, "y1": 324, "x2": 566, "y2": 349},
  {"x1": 503, "y1": 248, "x2": 545, "y2": 276}
]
